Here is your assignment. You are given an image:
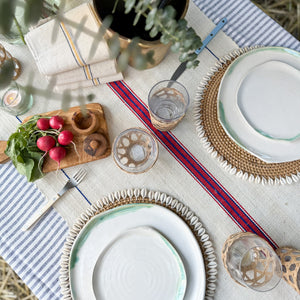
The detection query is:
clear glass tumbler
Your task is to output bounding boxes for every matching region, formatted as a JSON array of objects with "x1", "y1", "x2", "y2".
[
  {"x1": 222, "y1": 232, "x2": 282, "y2": 292},
  {"x1": 113, "y1": 128, "x2": 158, "y2": 174},
  {"x1": 148, "y1": 80, "x2": 189, "y2": 131},
  {"x1": 1, "y1": 82, "x2": 33, "y2": 116}
]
